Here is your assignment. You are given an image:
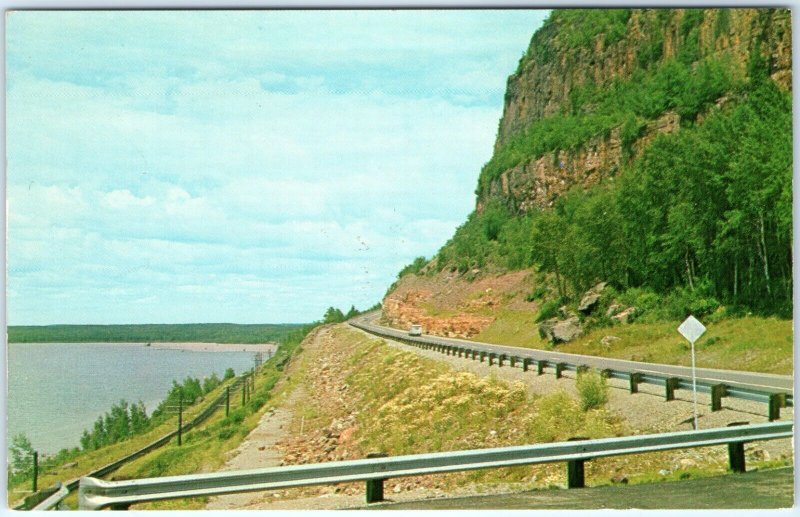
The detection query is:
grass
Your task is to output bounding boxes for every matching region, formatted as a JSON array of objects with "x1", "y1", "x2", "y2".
[
  {"x1": 473, "y1": 313, "x2": 792, "y2": 375},
  {"x1": 473, "y1": 310, "x2": 541, "y2": 346}
]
